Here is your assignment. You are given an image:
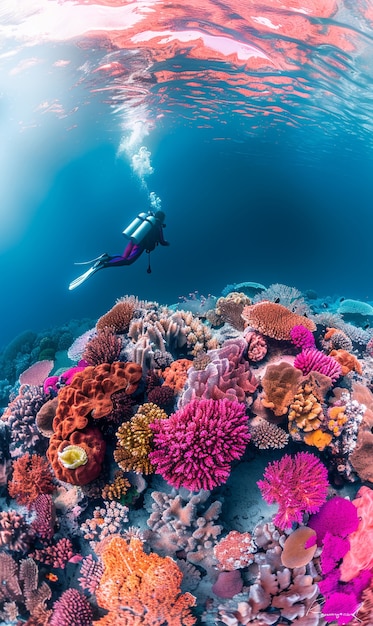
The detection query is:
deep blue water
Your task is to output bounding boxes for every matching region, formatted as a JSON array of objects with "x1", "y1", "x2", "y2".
[{"x1": 1, "y1": 0, "x2": 373, "y2": 349}]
